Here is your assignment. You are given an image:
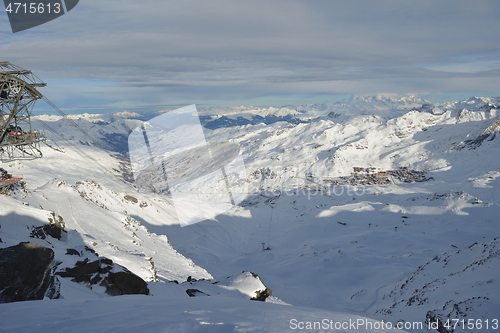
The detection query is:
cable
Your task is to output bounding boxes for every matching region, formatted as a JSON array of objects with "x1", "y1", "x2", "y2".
[
  {"x1": 37, "y1": 98, "x2": 244, "y2": 256},
  {"x1": 42, "y1": 96, "x2": 107, "y2": 152}
]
